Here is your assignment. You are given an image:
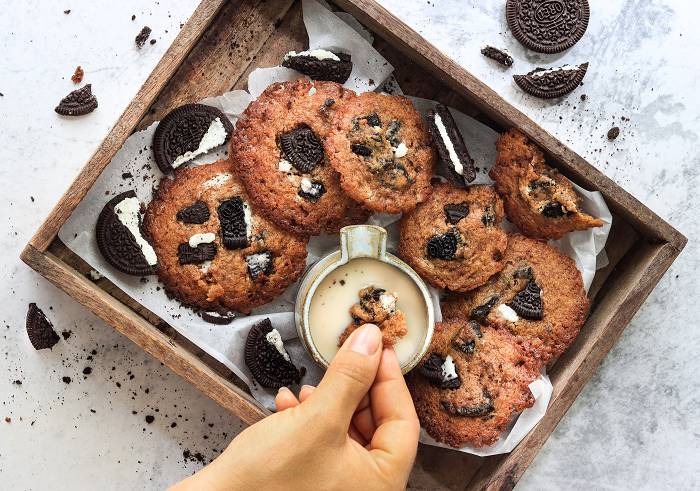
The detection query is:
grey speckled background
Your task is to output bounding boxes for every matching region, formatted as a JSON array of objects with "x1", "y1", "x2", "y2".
[{"x1": 1, "y1": 1, "x2": 698, "y2": 489}]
